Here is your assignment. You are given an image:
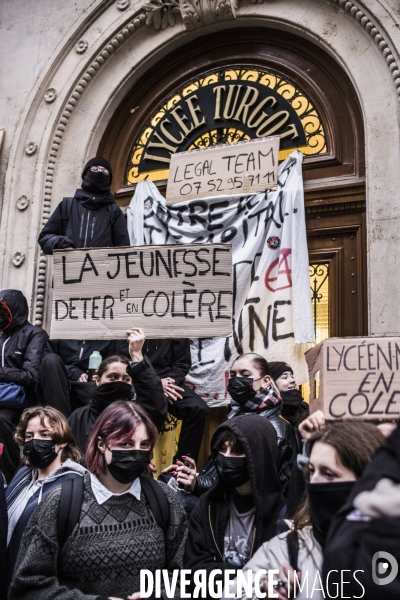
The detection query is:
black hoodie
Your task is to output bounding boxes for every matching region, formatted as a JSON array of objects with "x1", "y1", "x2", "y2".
[
  {"x1": 184, "y1": 415, "x2": 284, "y2": 589},
  {"x1": 0, "y1": 290, "x2": 48, "y2": 394}
]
